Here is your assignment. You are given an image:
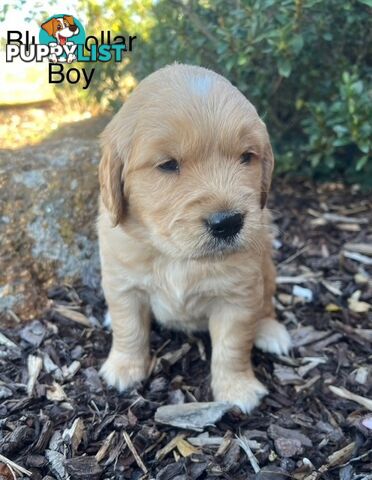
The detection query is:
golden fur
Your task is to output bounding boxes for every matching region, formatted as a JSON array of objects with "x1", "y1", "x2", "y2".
[{"x1": 98, "y1": 64, "x2": 291, "y2": 413}]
